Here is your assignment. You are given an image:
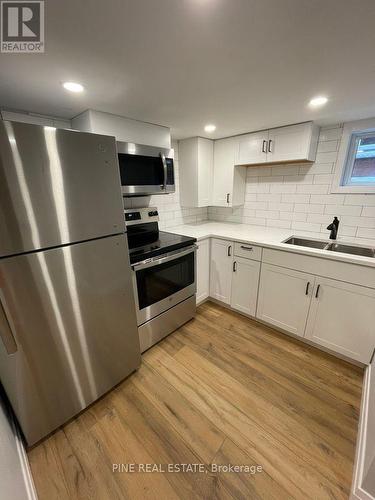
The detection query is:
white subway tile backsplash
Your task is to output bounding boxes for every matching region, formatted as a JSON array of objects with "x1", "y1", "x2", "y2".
[
  {"x1": 357, "y1": 228, "x2": 375, "y2": 239},
  {"x1": 256, "y1": 210, "x2": 279, "y2": 219},
  {"x1": 272, "y1": 165, "x2": 301, "y2": 176},
  {"x1": 345, "y1": 195, "x2": 375, "y2": 206},
  {"x1": 318, "y1": 127, "x2": 343, "y2": 142},
  {"x1": 285, "y1": 174, "x2": 314, "y2": 184},
  {"x1": 266, "y1": 219, "x2": 291, "y2": 229},
  {"x1": 296, "y1": 184, "x2": 329, "y2": 194},
  {"x1": 310, "y1": 194, "x2": 346, "y2": 205},
  {"x1": 257, "y1": 193, "x2": 282, "y2": 202},
  {"x1": 292, "y1": 221, "x2": 322, "y2": 233},
  {"x1": 313, "y1": 174, "x2": 333, "y2": 185},
  {"x1": 294, "y1": 203, "x2": 325, "y2": 214},
  {"x1": 281, "y1": 194, "x2": 311, "y2": 203},
  {"x1": 325, "y1": 205, "x2": 362, "y2": 216},
  {"x1": 315, "y1": 151, "x2": 338, "y2": 163},
  {"x1": 299, "y1": 163, "x2": 334, "y2": 175},
  {"x1": 307, "y1": 213, "x2": 333, "y2": 224},
  {"x1": 317, "y1": 140, "x2": 339, "y2": 153},
  {"x1": 268, "y1": 202, "x2": 294, "y2": 212},
  {"x1": 270, "y1": 184, "x2": 297, "y2": 193},
  {"x1": 341, "y1": 216, "x2": 375, "y2": 228},
  {"x1": 362, "y1": 206, "x2": 375, "y2": 217},
  {"x1": 280, "y1": 212, "x2": 307, "y2": 222}
]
